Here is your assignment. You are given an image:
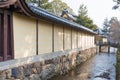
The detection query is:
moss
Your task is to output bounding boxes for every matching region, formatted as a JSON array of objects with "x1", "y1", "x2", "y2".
[
  {"x1": 116, "y1": 43, "x2": 120, "y2": 80},
  {"x1": 116, "y1": 60, "x2": 120, "y2": 80},
  {"x1": 118, "y1": 57, "x2": 120, "y2": 62}
]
